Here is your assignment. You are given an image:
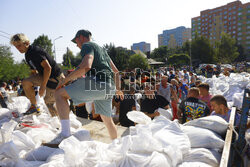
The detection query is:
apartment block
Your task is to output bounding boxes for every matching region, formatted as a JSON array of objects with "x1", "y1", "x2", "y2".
[
  {"x1": 131, "y1": 42, "x2": 151, "y2": 53},
  {"x1": 191, "y1": 0, "x2": 250, "y2": 56},
  {"x1": 158, "y1": 26, "x2": 191, "y2": 48}
]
